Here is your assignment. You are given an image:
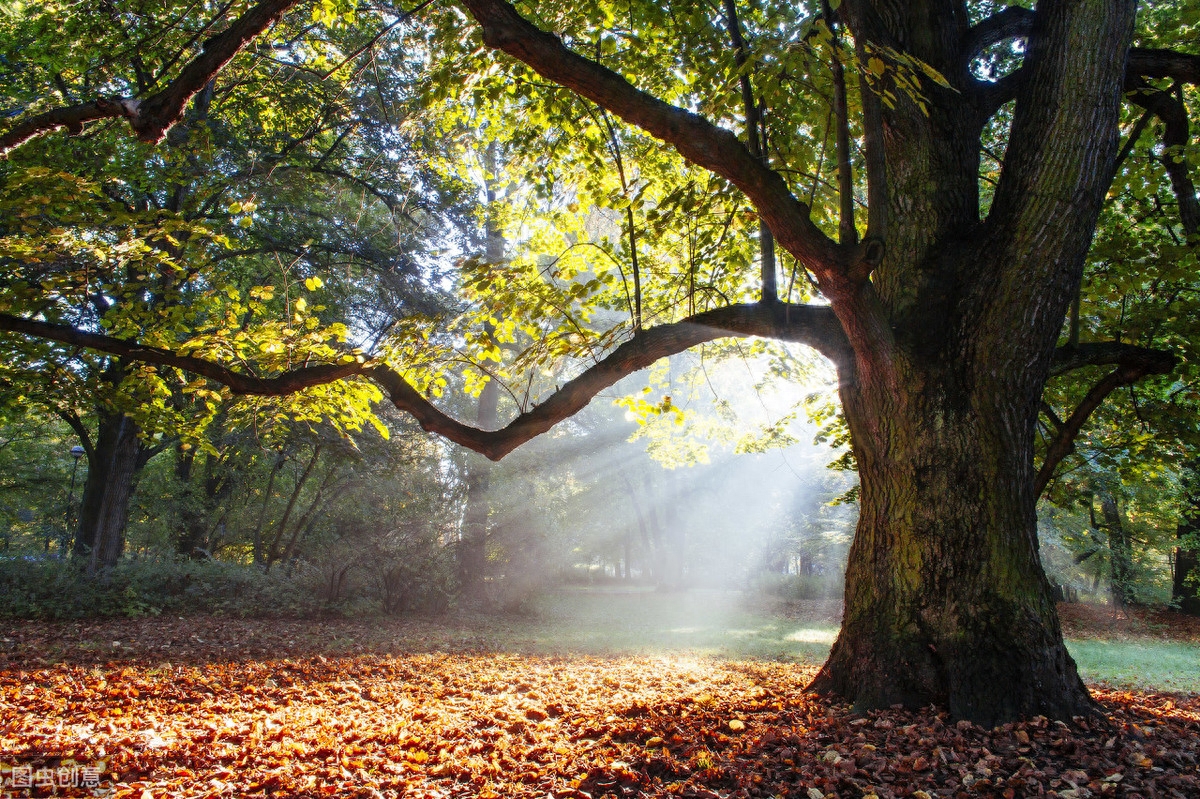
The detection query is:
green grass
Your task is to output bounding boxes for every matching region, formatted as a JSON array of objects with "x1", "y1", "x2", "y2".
[
  {"x1": 465, "y1": 589, "x2": 1200, "y2": 694},
  {"x1": 1065, "y1": 638, "x2": 1200, "y2": 693},
  {"x1": 439, "y1": 588, "x2": 839, "y2": 664}
]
